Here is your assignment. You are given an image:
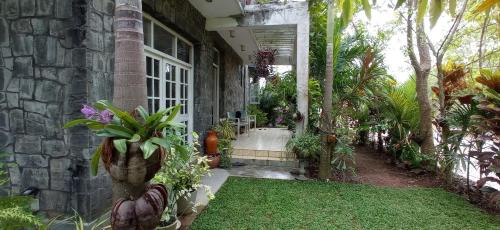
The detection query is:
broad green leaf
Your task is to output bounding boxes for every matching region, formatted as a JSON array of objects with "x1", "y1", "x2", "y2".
[
  {"x1": 395, "y1": 0, "x2": 406, "y2": 8},
  {"x1": 430, "y1": 0, "x2": 443, "y2": 27},
  {"x1": 136, "y1": 106, "x2": 149, "y2": 121},
  {"x1": 448, "y1": 0, "x2": 456, "y2": 16},
  {"x1": 96, "y1": 100, "x2": 141, "y2": 129},
  {"x1": 416, "y1": 0, "x2": 428, "y2": 25},
  {"x1": 158, "y1": 121, "x2": 186, "y2": 130},
  {"x1": 165, "y1": 104, "x2": 182, "y2": 122},
  {"x1": 63, "y1": 119, "x2": 94, "y2": 129},
  {"x1": 341, "y1": 0, "x2": 353, "y2": 26},
  {"x1": 104, "y1": 125, "x2": 134, "y2": 138},
  {"x1": 95, "y1": 130, "x2": 120, "y2": 137},
  {"x1": 90, "y1": 144, "x2": 103, "y2": 176},
  {"x1": 362, "y1": 0, "x2": 372, "y2": 19},
  {"x1": 88, "y1": 123, "x2": 105, "y2": 130},
  {"x1": 140, "y1": 140, "x2": 159, "y2": 159},
  {"x1": 474, "y1": 0, "x2": 498, "y2": 14},
  {"x1": 146, "y1": 107, "x2": 174, "y2": 125},
  {"x1": 113, "y1": 139, "x2": 127, "y2": 155},
  {"x1": 128, "y1": 134, "x2": 141, "y2": 143},
  {"x1": 150, "y1": 137, "x2": 171, "y2": 150}
]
